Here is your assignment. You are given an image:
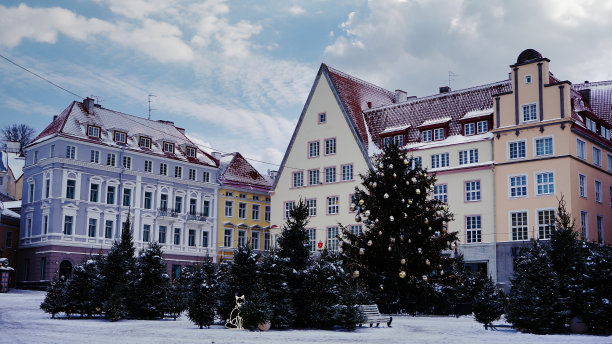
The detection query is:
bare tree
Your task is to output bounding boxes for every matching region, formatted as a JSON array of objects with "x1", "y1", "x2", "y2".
[{"x1": 1, "y1": 124, "x2": 36, "y2": 152}]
